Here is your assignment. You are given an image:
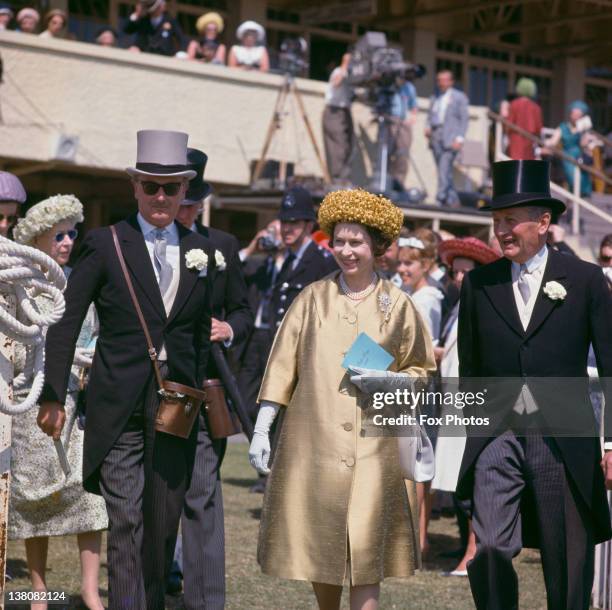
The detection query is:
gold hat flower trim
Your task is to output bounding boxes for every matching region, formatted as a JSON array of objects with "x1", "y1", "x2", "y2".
[{"x1": 318, "y1": 189, "x2": 404, "y2": 243}]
